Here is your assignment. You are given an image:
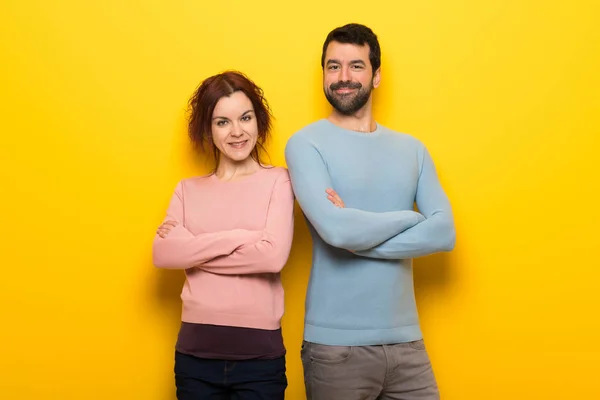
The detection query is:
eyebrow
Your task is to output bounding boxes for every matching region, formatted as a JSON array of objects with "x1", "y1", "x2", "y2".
[
  {"x1": 350, "y1": 60, "x2": 367, "y2": 66},
  {"x1": 326, "y1": 59, "x2": 367, "y2": 67},
  {"x1": 212, "y1": 109, "x2": 254, "y2": 120}
]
